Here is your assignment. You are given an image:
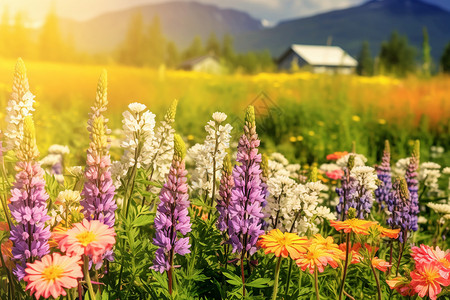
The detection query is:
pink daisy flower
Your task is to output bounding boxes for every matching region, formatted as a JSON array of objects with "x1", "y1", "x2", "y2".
[
  {"x1": 57, "y1": 219, "x2": 116, "y2": 264},
  {"x1": 24, "y1": 253, "x2": 82, "y2": 299}
]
